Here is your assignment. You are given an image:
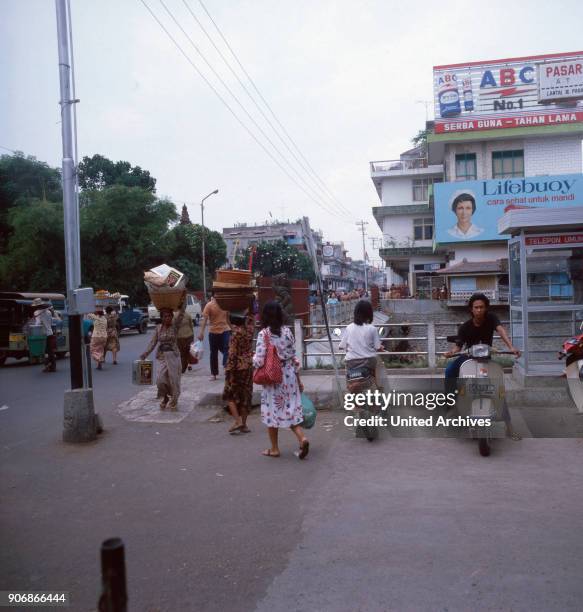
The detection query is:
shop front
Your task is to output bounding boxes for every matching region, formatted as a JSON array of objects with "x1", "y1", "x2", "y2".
[{"x1": 499, "y1": 206, "x2": 583, "y2": 377}]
